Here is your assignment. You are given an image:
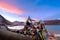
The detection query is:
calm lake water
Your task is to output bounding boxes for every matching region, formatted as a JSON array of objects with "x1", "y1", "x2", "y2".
[
  {"x1": 8, "y1": 25, "x2": 60, "y2": 34},
  {"x1": 45, "y1": 25, "x2": 60, "y2": 34}
]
